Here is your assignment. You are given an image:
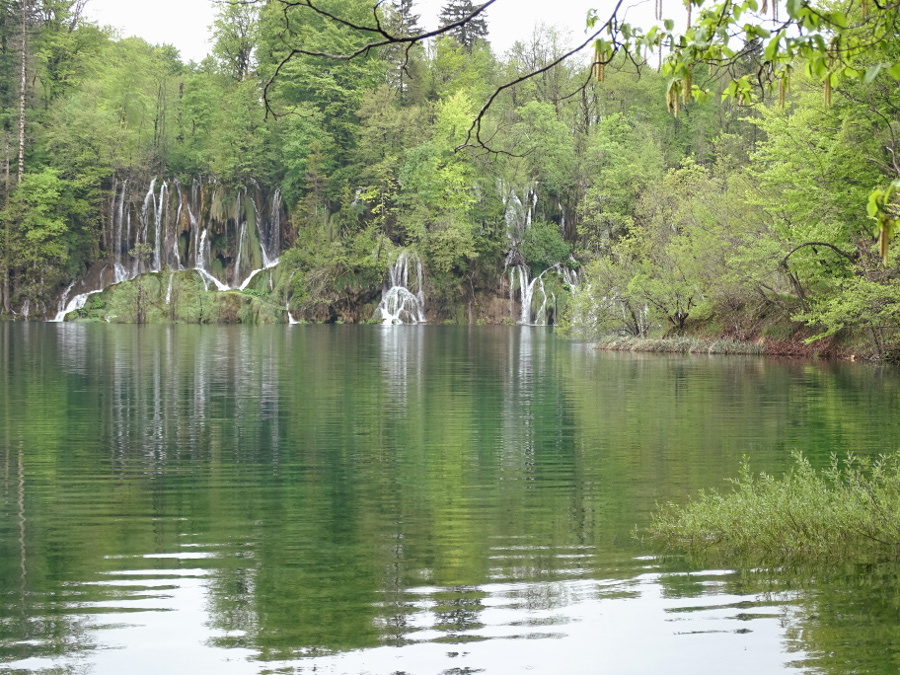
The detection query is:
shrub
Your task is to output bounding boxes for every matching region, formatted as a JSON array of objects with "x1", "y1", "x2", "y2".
[{"x1": 647, "y1": 452, "x2": 900, "y2": 564}]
